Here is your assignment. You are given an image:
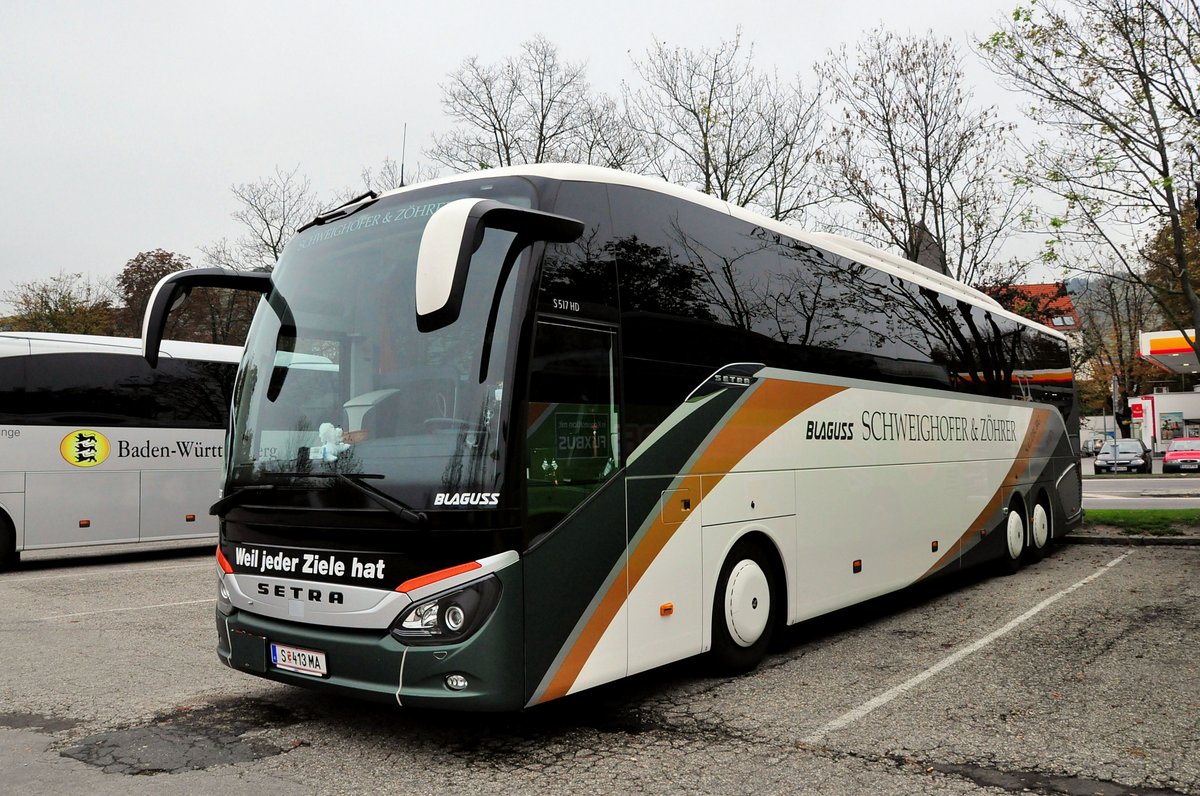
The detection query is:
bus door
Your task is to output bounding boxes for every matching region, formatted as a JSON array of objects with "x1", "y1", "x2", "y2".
[
  {"x1": 525, "y1": 319, "x2": 620, "y2": 530},
  {"x1": 522, "y1": 318, "x2": 629, "y2": 701}
]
